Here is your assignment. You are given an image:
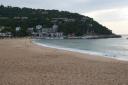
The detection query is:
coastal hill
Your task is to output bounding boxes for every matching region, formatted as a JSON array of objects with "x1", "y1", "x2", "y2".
[{"x1": 0, "y1": 5, "x2": 118, "y2": 37}]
